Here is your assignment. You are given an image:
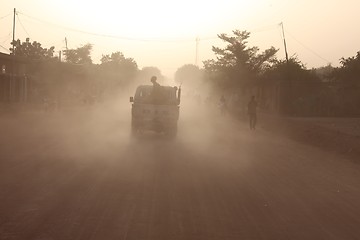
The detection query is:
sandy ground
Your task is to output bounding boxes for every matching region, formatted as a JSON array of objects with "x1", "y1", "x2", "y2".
[
  {"x1": 0, "y1": 100, "x2": 360, "y2": 240},
  {"x1": 251, "y1": 113, "x2": 360, "y2": 162}
]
